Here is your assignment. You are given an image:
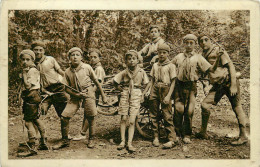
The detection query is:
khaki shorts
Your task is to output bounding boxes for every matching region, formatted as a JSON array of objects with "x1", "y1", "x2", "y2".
[
  {"x1": 118, "y1": 88, "x2": 142, "y2": 116},
  {"x1": 62, "y1": 94, "x2": 97, "y2": 118}
]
